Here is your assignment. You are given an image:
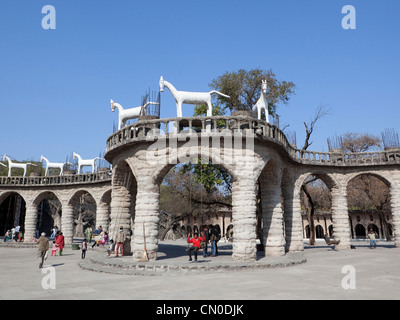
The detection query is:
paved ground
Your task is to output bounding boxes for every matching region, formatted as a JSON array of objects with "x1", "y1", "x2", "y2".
[{"x1": 0, "y1": 239, "x2": 399, "y2": 300}]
